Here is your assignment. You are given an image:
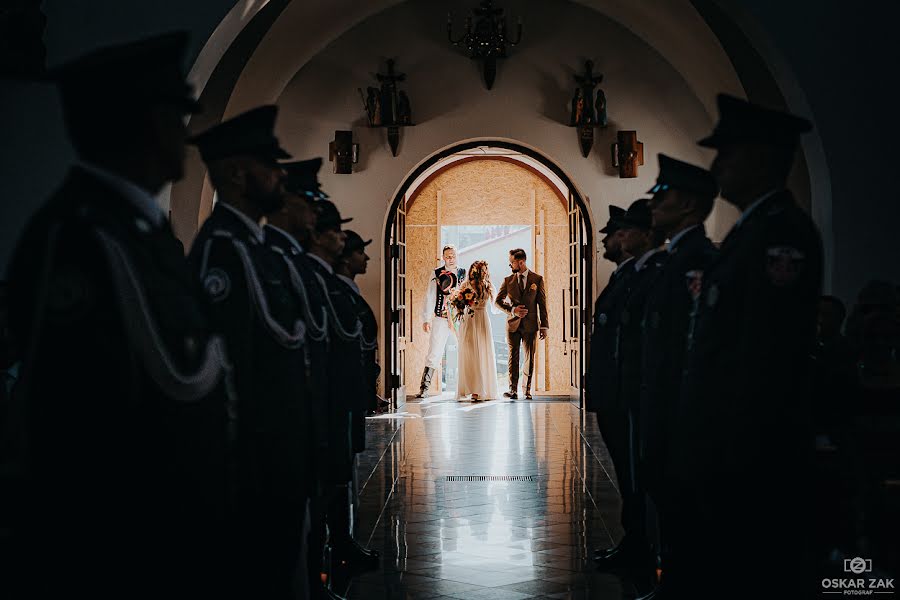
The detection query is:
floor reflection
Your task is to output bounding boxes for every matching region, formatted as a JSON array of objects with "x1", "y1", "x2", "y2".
[{"x1": 353, "y1": 401, "x2": 637, "y2": 599}]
